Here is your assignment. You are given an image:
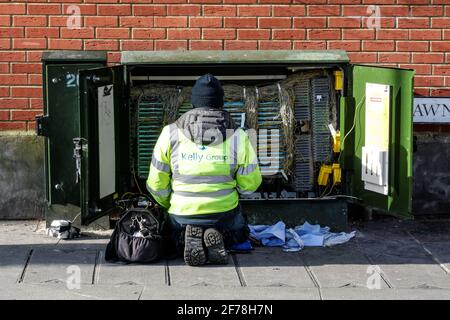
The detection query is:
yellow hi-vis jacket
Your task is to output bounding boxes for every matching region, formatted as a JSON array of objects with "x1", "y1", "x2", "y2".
[{"x1": 146, "y1": 124, "x2": 262, "y2": 215}]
